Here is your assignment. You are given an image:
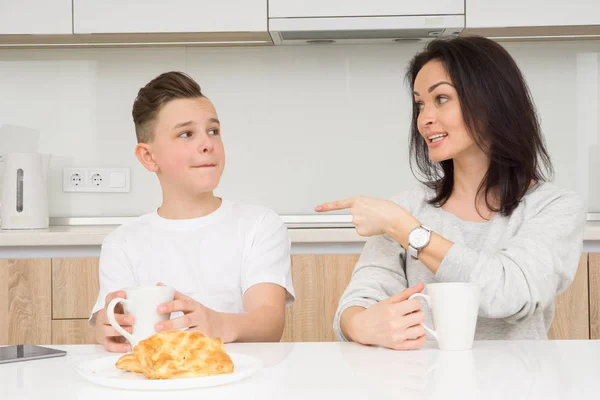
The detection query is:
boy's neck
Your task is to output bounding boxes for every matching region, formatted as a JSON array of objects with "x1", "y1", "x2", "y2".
[{"x1": 157, "y1": 192, "x2": 222, "y2": 220}]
